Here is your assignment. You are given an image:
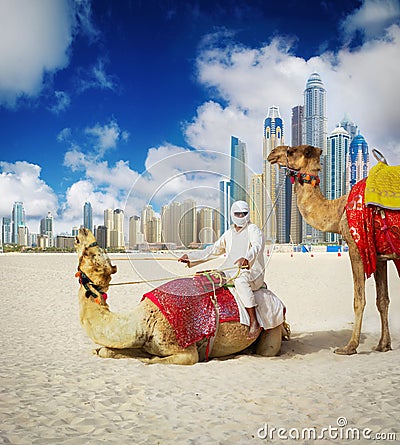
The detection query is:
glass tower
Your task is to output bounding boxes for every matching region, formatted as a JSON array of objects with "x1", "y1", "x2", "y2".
[
  {"x1": 347, "y1": 133, "x2": 369, "y2": 190},
  {"x1": 302, "y1": 72, "x2": 327, "y2": 243},
  {"x1": 230, "y1": 136, "x2": 248, "y2": 203},
  {"x1": 12, "y1": 201, "x2": 25, "y2": 244},
  {"x1": 83, "y1": 202, "x2": 93, "y2": 232},
  {"x1": 262, "y1": 105, "x2": 284, "y2": 243}
]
